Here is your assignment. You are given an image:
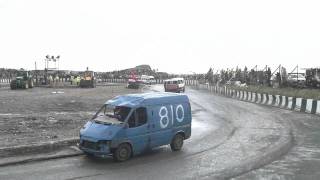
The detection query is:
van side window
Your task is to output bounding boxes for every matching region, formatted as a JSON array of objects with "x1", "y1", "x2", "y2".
[
  {"x1": 136, "y1": 107, "x2": 147, "y2": 126},
  {"x1": 128, "y1": 111, "x2": 136, "y2": 128},
  {"x1": 128, "y1": 107, "x2": 147, "y2": 128}
]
